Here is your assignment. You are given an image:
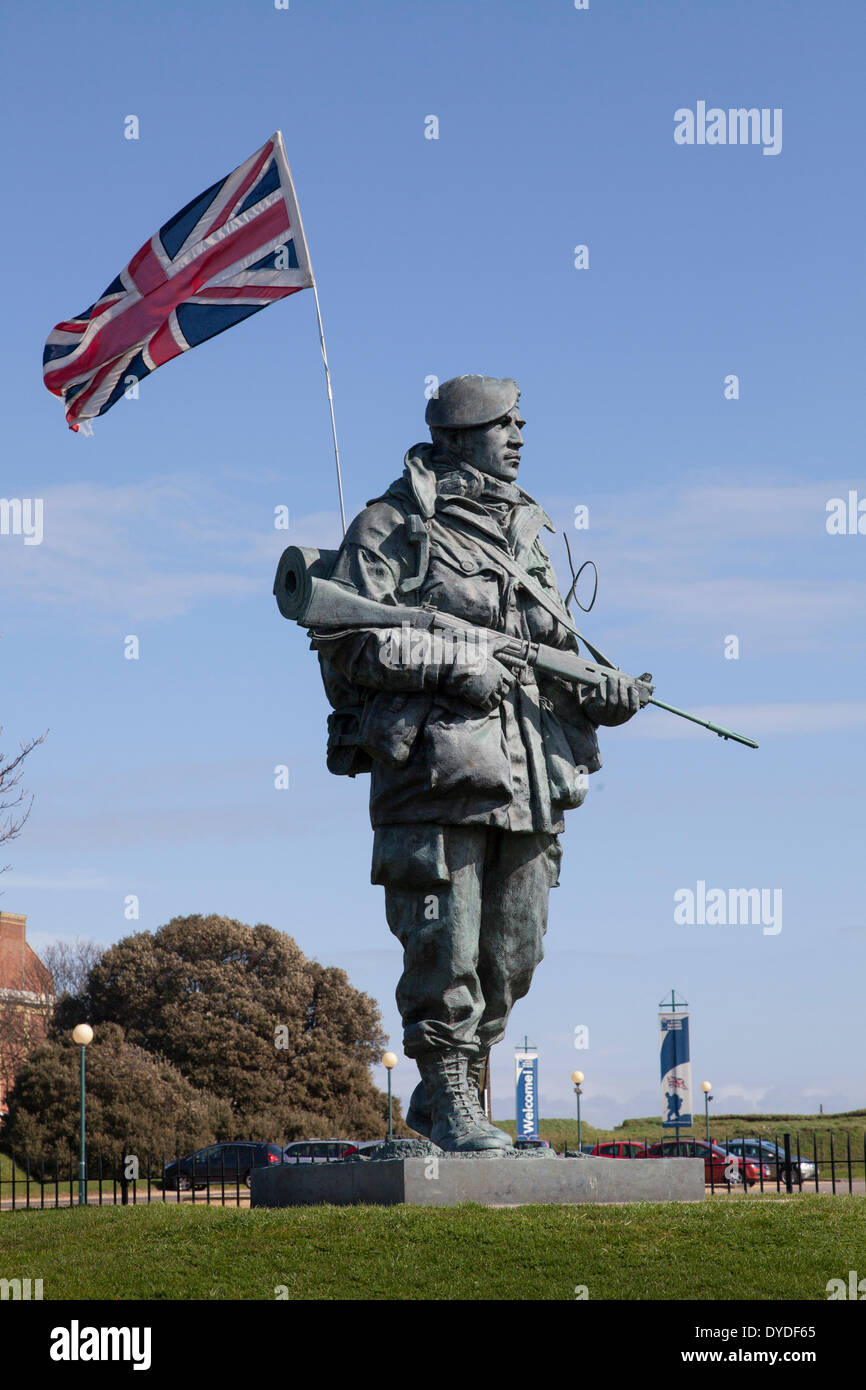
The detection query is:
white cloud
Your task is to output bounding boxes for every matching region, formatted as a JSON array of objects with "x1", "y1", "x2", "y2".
[
  {"x1": 3, "y1": 473, "x2": 861, "y2": 662},
  {"x1": 543, "y1": 479, "x2": 865, "y2": 653},
  {"x1": 1, "y1": 874, "x2": 110, "y2": 891},
  {"x1": 628, "y1": 700, "x2": 866, "y2": 740},
  {"x1": 710, "y1": 1083, "x2": 771, "y2": 1110},
  {"x1": 0, "y1": 475, "x2": 344, "y2": 624}
]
